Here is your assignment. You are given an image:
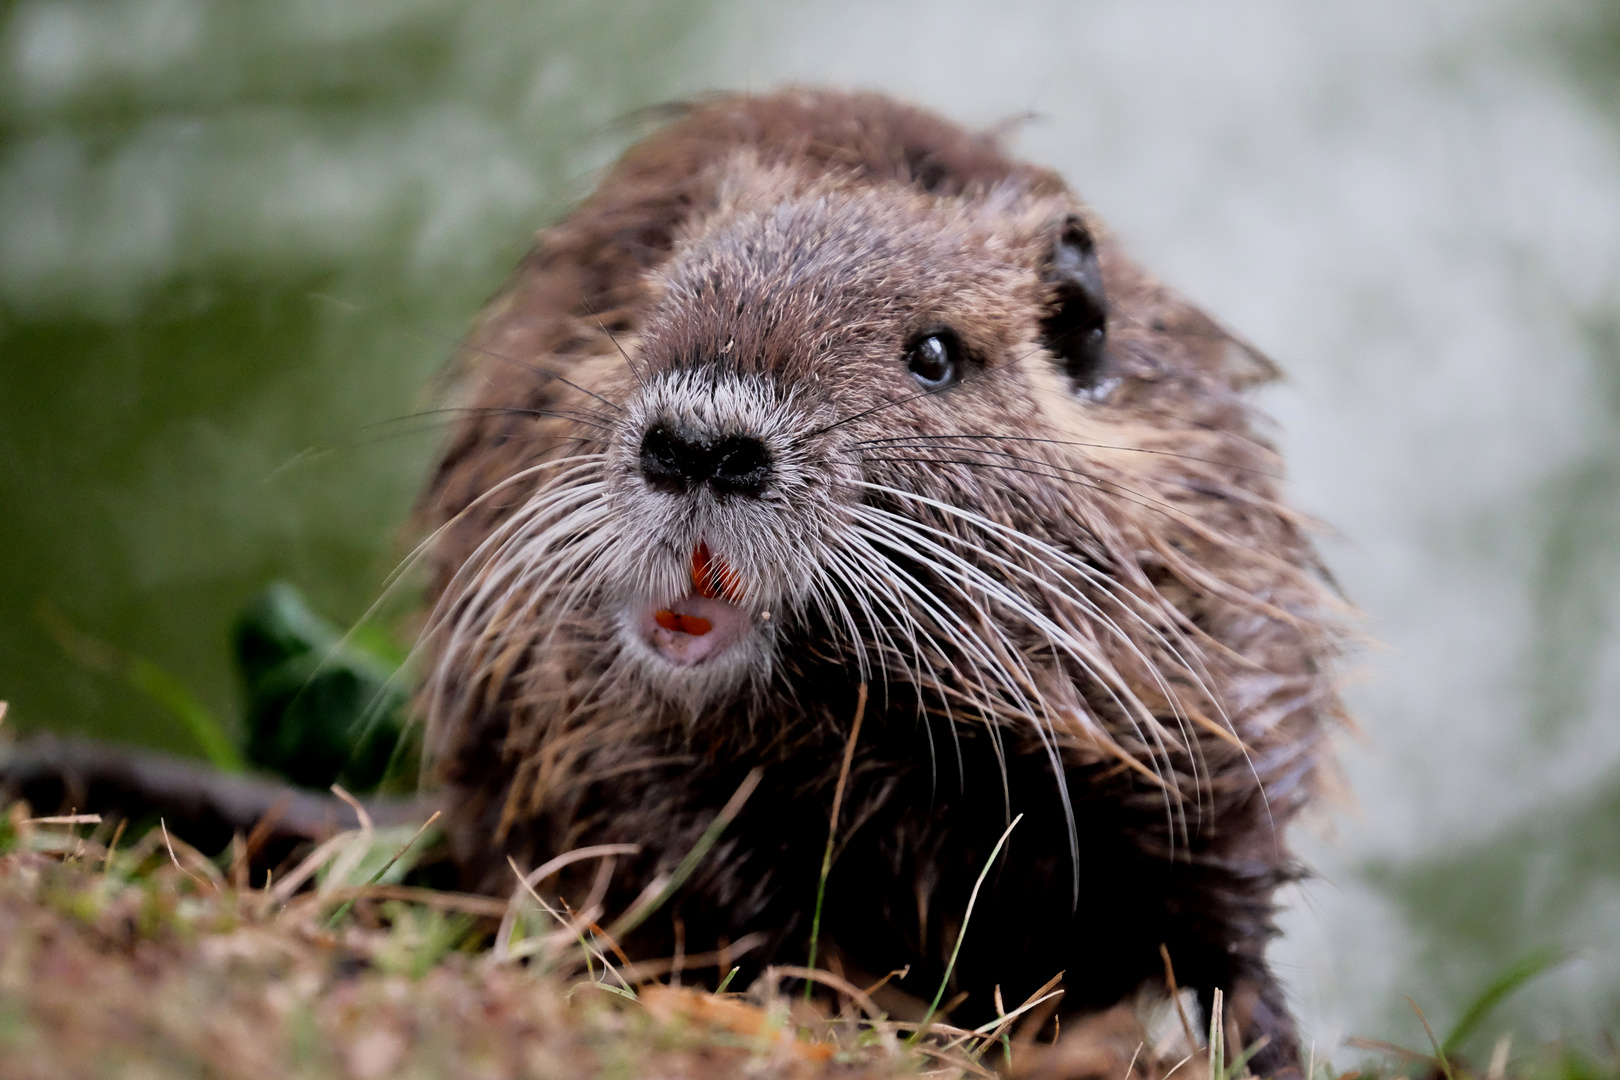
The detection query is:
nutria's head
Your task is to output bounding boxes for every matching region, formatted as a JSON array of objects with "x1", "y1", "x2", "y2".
[
  {"x1": 438, "y1": 165, "x2": 1160, "y2": 719},
  {"x1": 426, "y1": 153, "x2": 1327, "y2": 842},
  {"x1": 510, "y1": 165, "x2": 1114, "y2": 709}
]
